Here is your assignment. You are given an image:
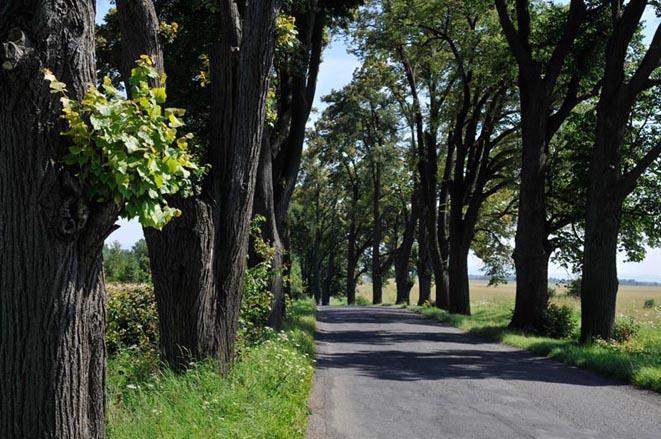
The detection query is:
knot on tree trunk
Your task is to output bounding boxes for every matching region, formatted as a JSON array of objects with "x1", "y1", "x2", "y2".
[
  {"x1": 2, "y1": 28, "x2": 33, "y2": 71},
  {"x1": 41, "y1": 170, "x2": 91, "y2": 239}
]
